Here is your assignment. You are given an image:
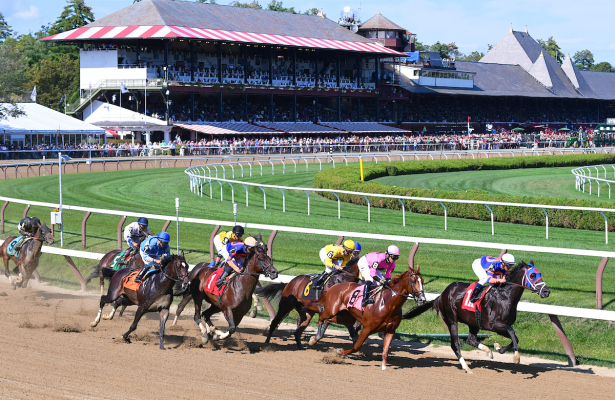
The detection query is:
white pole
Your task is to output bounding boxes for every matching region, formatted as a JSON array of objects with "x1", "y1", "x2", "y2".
[
  {"x1": 175, "y1": 197, "x2": 179, "y2": 253},
  {"x1": 59, "y1": 152, "x2": 64, "y2": 247}
]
